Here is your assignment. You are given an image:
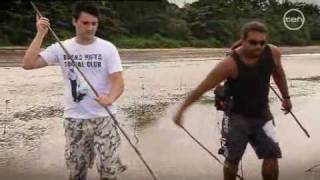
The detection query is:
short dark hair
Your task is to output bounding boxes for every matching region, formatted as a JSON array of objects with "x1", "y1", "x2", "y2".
[
  {"x1": 241, "y1": 21, "x2": 267, "y2": 39},
  {"x1": 72, "y1": 1, "x2": 100, "y2": 20}
]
